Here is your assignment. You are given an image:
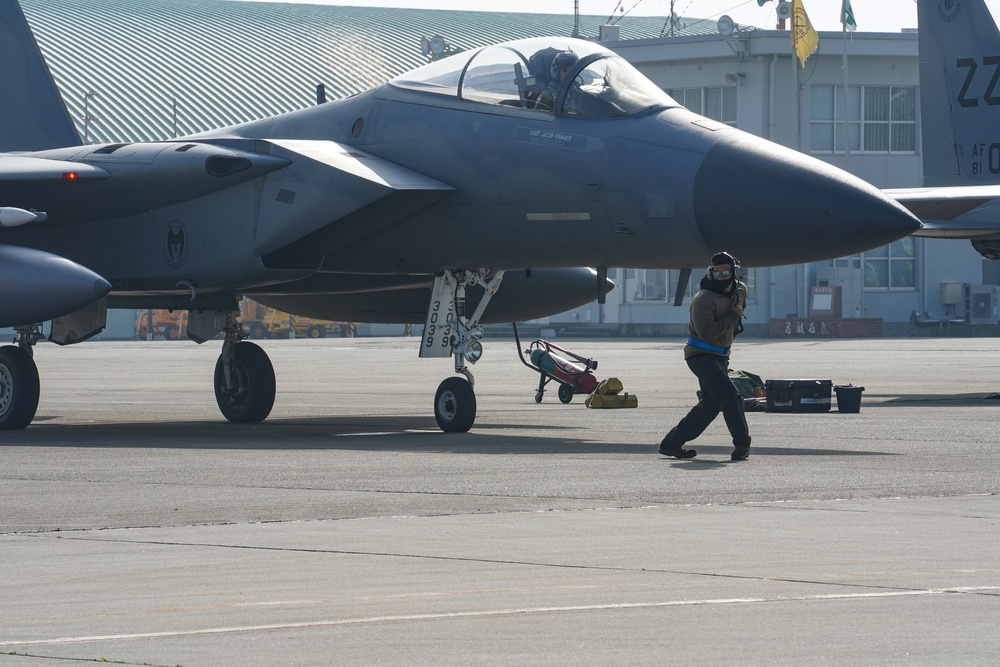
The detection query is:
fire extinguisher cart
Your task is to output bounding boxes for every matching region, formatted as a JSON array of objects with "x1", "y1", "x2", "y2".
[{"x1": 513, "y1": 323, "x2": 599, "y2": 404}]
